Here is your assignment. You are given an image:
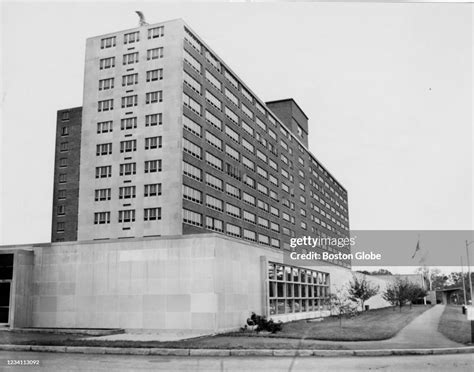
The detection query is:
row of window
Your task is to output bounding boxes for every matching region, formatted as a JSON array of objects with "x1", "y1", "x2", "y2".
[
  {"x1": 94, "y1": 160, "x2": 161, "y2": 178},
  {"x1": 100, "y1": 26, "x2": 164, "y2": 49},
  {"x1": 98, "y1": 69, "x2": 163, "y2": 91},
  {"x1": 97, "y1": 91, "x2": 163, "y2": 111},
  {"x1": 95, "y1": 137, "x2": 162, "y2": 156},
  {"x1": 182, "y1": 208, "x2": 280, "y2": 248},
  {"x1": 99, "y1": 48, "x2": 164, "y2": 70},
  {"x1": 93, "y1": 208, "x2": 161, "y2": 224},
  {"x1": 96, "y1": 114, "x2": 162, "y2": 134}
]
